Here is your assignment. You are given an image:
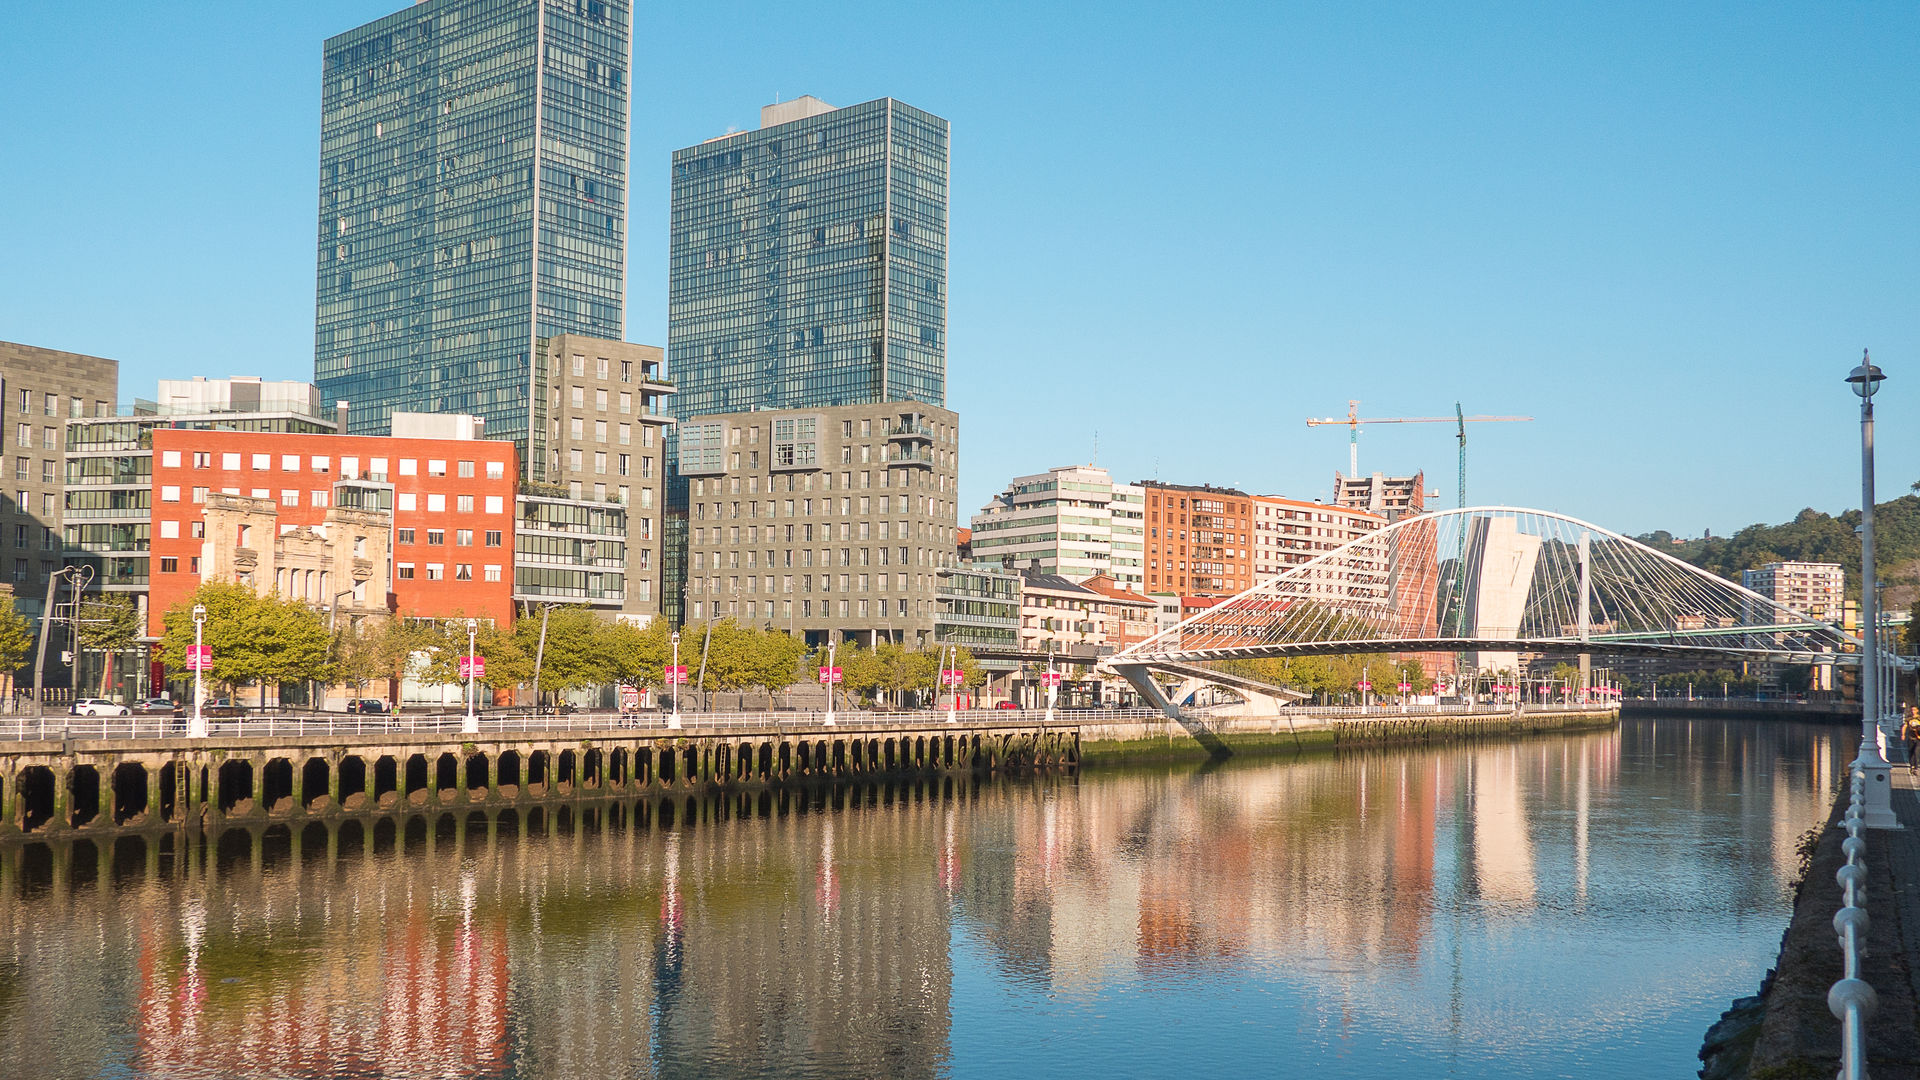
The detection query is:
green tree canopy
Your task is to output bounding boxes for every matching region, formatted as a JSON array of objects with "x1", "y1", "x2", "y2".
[{"x1": 158, "y1": 582, "x2": 332, "y2": 694}]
